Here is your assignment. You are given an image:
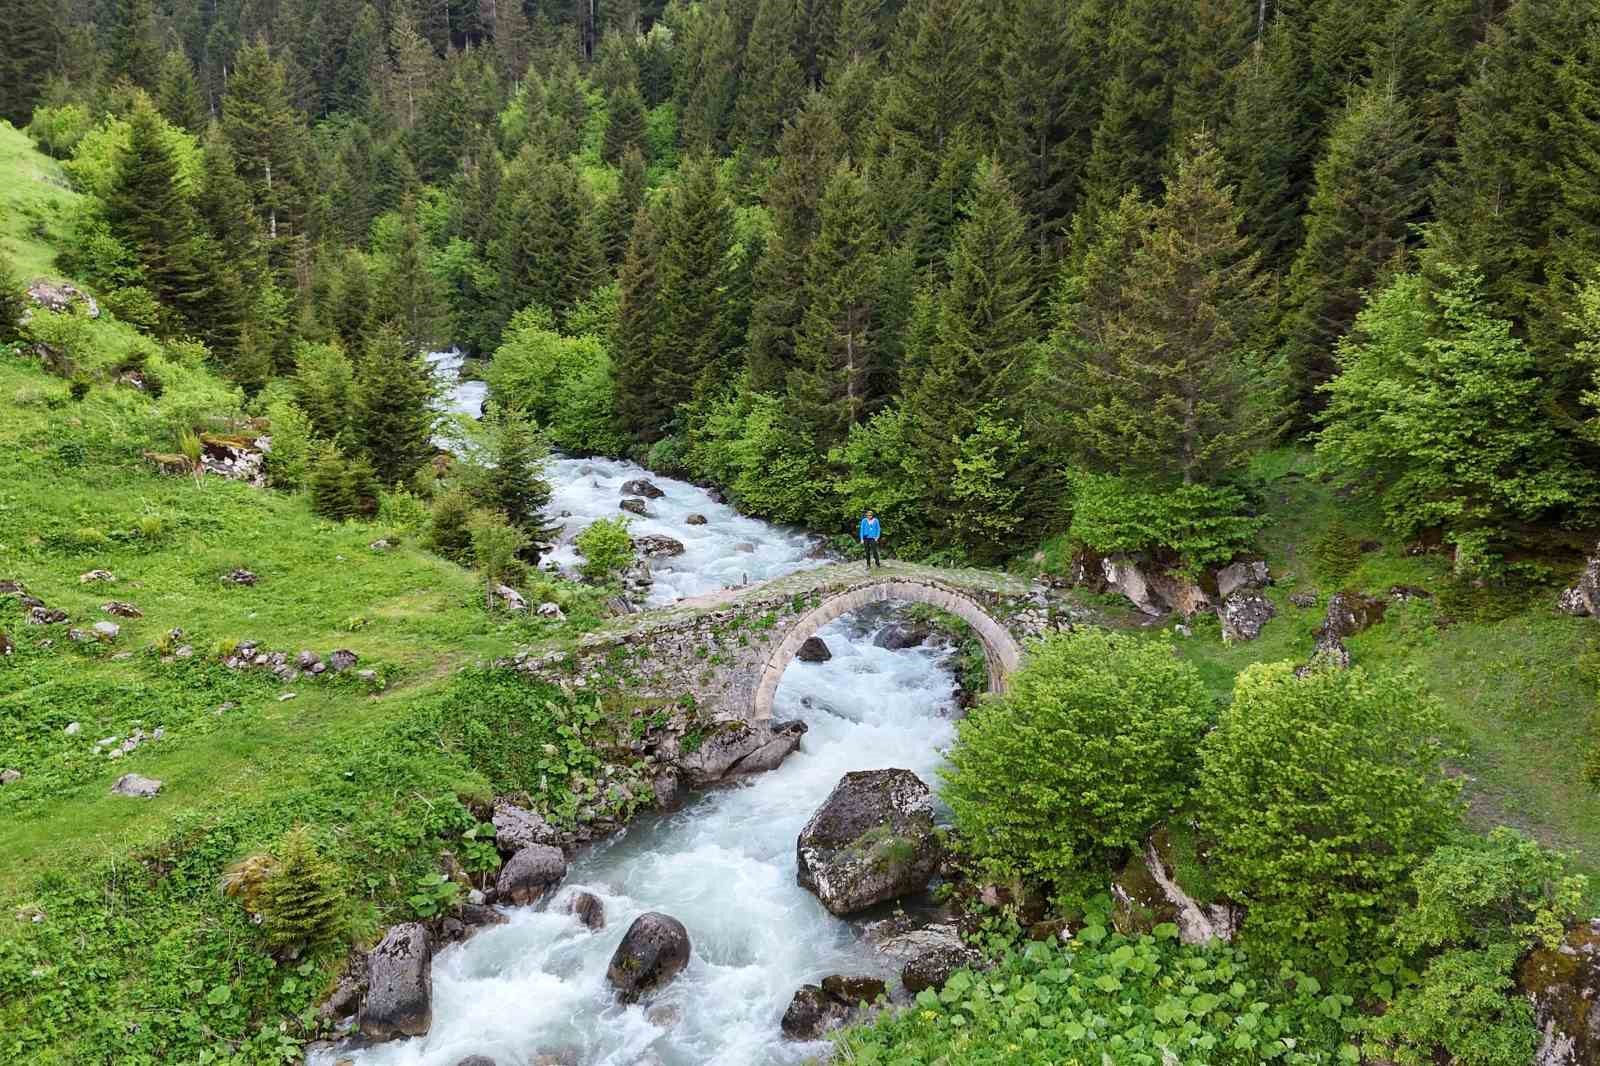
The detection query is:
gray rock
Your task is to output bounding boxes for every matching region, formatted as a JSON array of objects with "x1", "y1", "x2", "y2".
[
  {"x1": 495, "y1": 844, "x2": 568, "y2": 905},
  {"x1": 222, "y1": 568, "x2": 258, "y2": 586},
  {"x1": 651, "y1": 772, "x2": 684, "y2": 812},
  {"x1": 111, "y1": 773, "x2": 162, "y2": 797},
  {"x1": 27, "y1": 606, "x2": 68, "y2": 625},
  {"x1": 68, "y1": 628, "x2": 95, "y2": 643},
  {"x1": 455, "y1": 1057, "x2": 497, "y2": 1066},
  {"x1": 621, "y1": 478, "x2": 665, "y2": 499},
  {"x1": 619, "y1": 498, "x2": 651, "y2": 517},
  {"x1": 781, "y1": 984, "x2": 853, "y2": 1040},
  {"x1": 100, "y1": 601, "x2": 142, "y2": 618},
  {"x1": 492, "y1": 802, "x2": 558, "y2": 853},
  {"x1": 634, "y1": 534, "x2": 686, "y2": 558},
  {"x1": 1218, "y1": 592, "x2": 1275, "y2": 644},
  {"x1": 495, "y1": 584, "x2": 528, "y2": 612},
  {"x1": 0, "y1": 768, "x2": 20, "y2": 785},
  {"x1": 607, "y1": 912, "x2": 691, "y2": 1003},
  {"x1": 901, "y1": 933, "x2": 987, "y2": 994},
  {"x1": 676, "y1": 719, "x2": 807, "y2": 787},
  {"x1": 822, "y1": 975, "x2": 886, "y2": 1004},
  {"x1": 64, "y1": 721, "x2": 80, "y2": 735},
  {"x1": 296, "y1": 650, "x2": 319, "y2": 669},
  {"x1": 566, "y1": 890, "x2": 605, "y2": 930},
  {"x1": 1318, "y1": 591, "x2": 1387, "y2": 639},
  {"x1": 360, "y1": 923, "x2": 433, "y2": 1041},
  {"x1": 369, "y1": 539, "x2": 392, "y2": 552},
  {"x1": 536, "y1": 601, "x2": 565, "y2": 620},
  {"x1": 457, "y1": 903, "x2": 507, "y2": 929},
  {"x1": 873, "y1": 623, "x2": 931, "y2": 651},
  {"x1": 684, "y1": 513, "x2": 708, "y2": 526},
  {"x1": 329, "y1": 649, "x2": 358, "y2": 672},
  {"x1": 734, "y1": 542, "x2": 756, "y2": 554},
  {"x1": 78, "y1": 568, "x2": 116, "y2": 584},
  {"x1": 796, "y1": 769, "x2": 943, "y2": 916},
  {"x1": 1520, "y1": 919, "x2": 1600, "y2": 1066},
  {"x1": 1215, "y1": 560, "x2": 1270, "y2": 599},
  {"x1": 1558, "y1": 545, "x2": 1600, "y2": 618},
  {"x1": 27, "y1": 280, "x2": 99, "y2": 318},
  {"x1": 796, "y1": 636, "x2": 832, "y2": 663},
  {"x1": 1289, "y1": 590, "x2": 1318, "y2": 608}
]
